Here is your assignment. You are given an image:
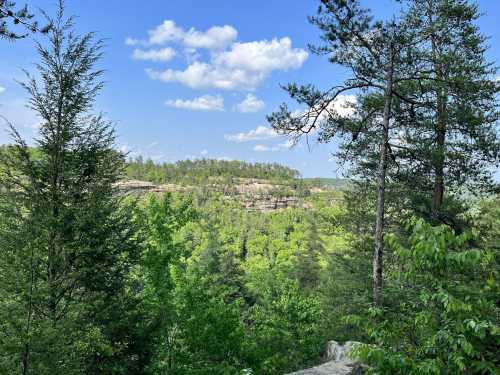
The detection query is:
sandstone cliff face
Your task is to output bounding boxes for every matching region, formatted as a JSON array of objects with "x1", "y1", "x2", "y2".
[
  {"x1": 115, "y1": 179, "x2": 307, "y2": 212},
  {"x1": 286, "y1": 341, "x2": 364, "y2": 375}
]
